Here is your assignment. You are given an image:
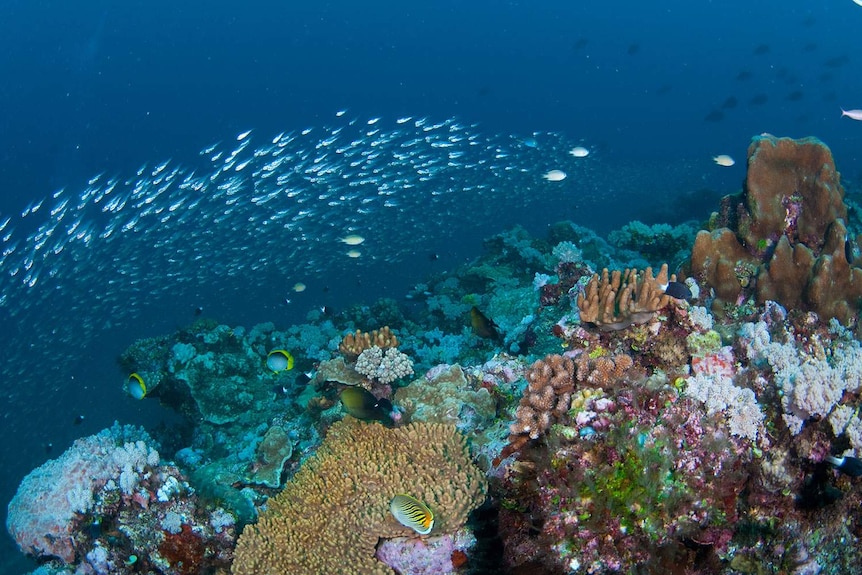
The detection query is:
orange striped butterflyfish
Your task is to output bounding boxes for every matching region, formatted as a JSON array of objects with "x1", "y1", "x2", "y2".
[{"x1": 389, "y1": 494, "x2": 434, "y2": 535}]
